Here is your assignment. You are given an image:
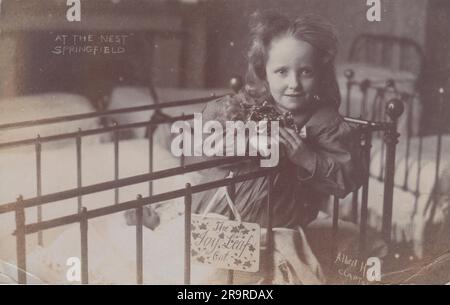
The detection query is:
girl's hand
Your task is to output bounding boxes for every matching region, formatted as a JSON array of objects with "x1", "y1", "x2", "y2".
[{"x1": 278, "y1": 127, "x2": 305, "y2": 160}]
